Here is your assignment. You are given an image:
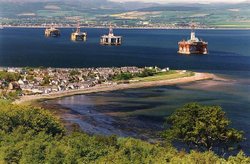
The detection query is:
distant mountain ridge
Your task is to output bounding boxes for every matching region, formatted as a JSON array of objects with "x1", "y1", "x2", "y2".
[
  {"x1": 0, "y1": 0, "x2": 159, "y2": 10},
  {"x1": 1, "y1": 0, "x2": 250, "y2": 28}
]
